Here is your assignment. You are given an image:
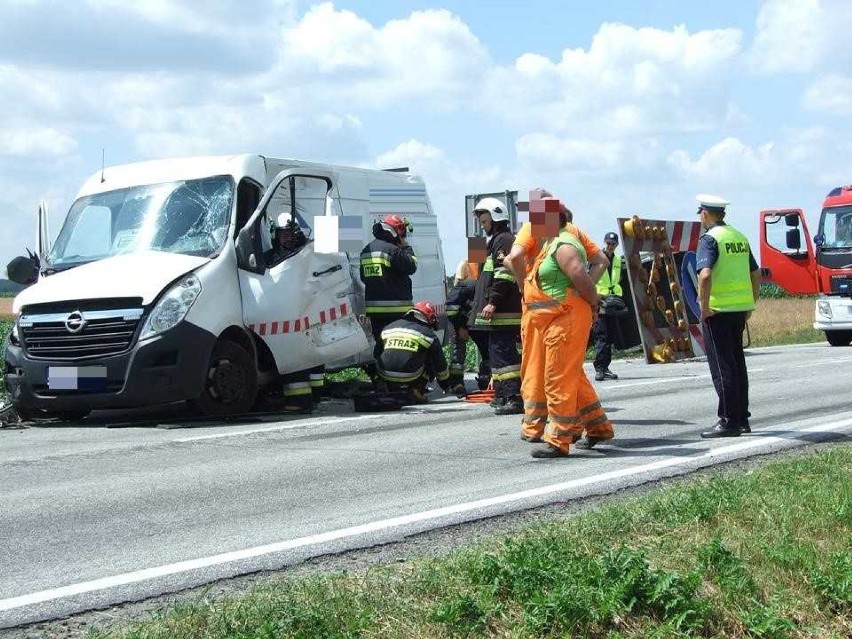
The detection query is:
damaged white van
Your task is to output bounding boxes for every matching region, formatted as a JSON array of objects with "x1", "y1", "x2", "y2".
[{"x1": 4, "y1": 154, "x2": 448, "y2": 419}]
